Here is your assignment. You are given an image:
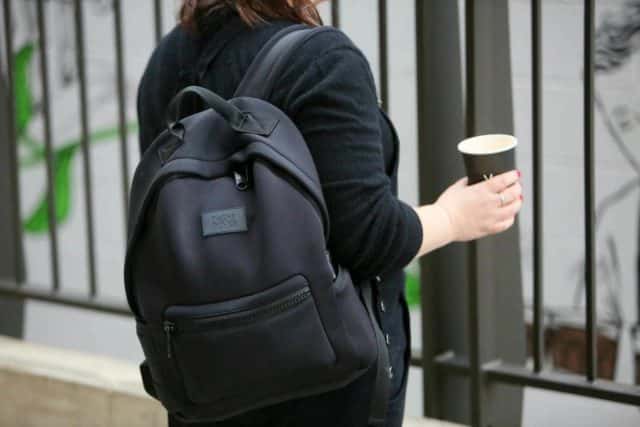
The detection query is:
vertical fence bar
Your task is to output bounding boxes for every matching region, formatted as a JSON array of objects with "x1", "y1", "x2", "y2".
[
  {"x1": 464, "y1": 1, "x2": 476, "y2": 138},
  {"x1": 331, "y1": 0, "x2": 340, "y2": 29},
  {"x1": 377, "y1": 0, "x2": 388, "y2": 111},
  {"x1": 465, "y1": 1, "x2": 483, "y2": 425},
  {"x1": 36, "y1": 0, "x2": 61, "y2": 292},
  {"x1": 73, "y1": 0, "x2": 97, "y2": 298},
  {"x1": 2, "y1": 0, "x2": 25, "y2": 285},
  {"x1": 531, "y1": 0, "x2": 544, "y2": 373},
  {"x1": 414, "y1": 0, "x2": 447, "y2": 418},
  {"x1": 113, "y1": 0, "x2": 130, "y2": 225},
  {"x1": 584, "y1": 0, "x2": 597, "y2": 382},
  {"x1": 153, "y1": 0, "x2": 163, "y2": 45}
]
